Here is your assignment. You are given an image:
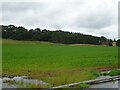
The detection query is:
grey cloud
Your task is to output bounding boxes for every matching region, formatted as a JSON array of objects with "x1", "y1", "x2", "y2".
[
  {"x1": 2, "y1": 2, "x2": 46, "y2": 12},
  {"x1": 1, "y1": 0, "x2": 118, "y2": 39},
  {"x1": 2, "y1": 2, "x2": 48, "y2": 26},
  {"x1": 75, "y1": 12, "x2": 113, "y2": 29}
]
